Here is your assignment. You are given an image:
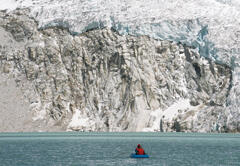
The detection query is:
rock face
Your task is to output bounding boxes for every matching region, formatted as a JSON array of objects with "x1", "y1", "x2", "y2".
[{"x1": 0, "y1": 9, "x2": 234, "y2": 132}]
